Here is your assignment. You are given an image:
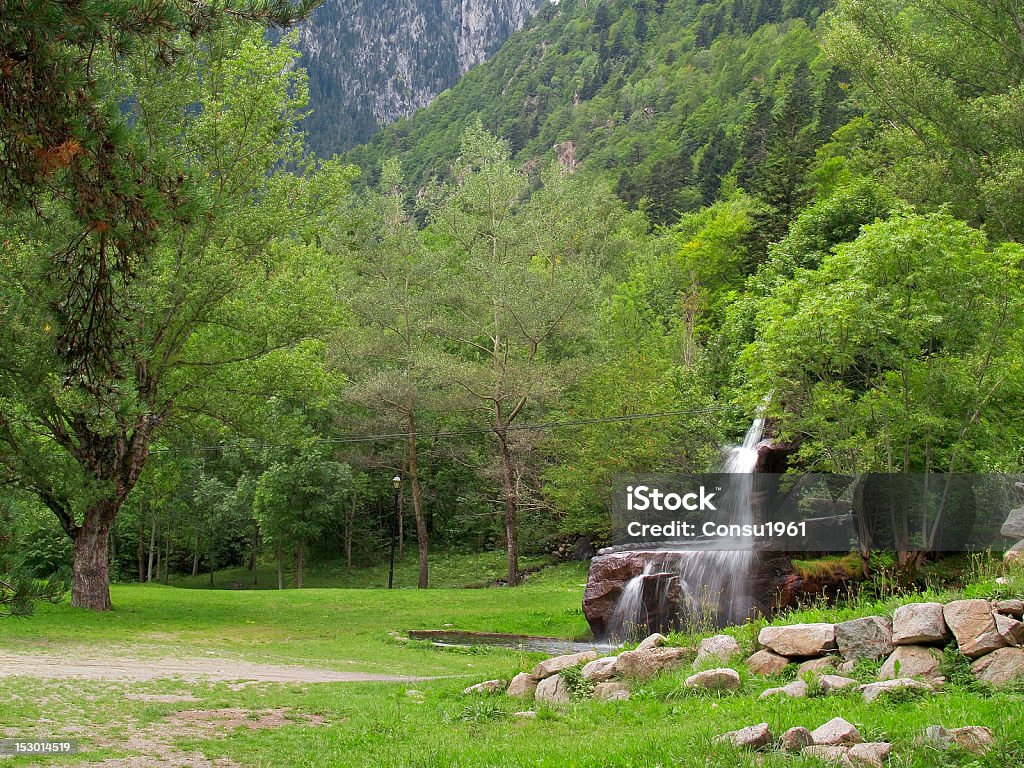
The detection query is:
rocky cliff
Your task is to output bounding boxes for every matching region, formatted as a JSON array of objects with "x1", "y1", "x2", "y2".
[{"x1": 295, "y1": 0, "x2": 544, "y2": 155}]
